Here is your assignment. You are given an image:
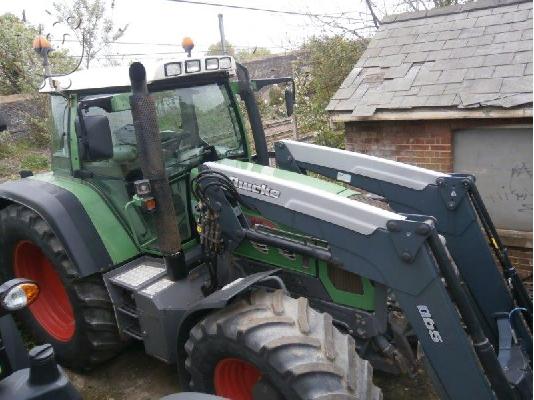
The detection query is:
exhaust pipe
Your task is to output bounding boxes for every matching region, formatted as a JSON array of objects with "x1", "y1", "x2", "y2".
[{"x1": 128, "y1": 62, "x2": 186, "y2": 280}]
